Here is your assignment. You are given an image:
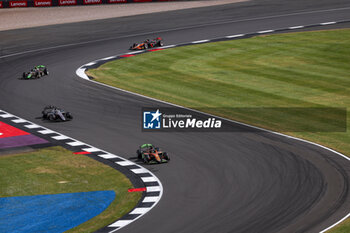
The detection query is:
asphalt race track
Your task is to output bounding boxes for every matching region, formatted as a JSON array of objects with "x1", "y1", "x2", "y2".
[{"x1": 1, "y1": 0, "x2": 350, "y2": 232}]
